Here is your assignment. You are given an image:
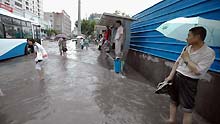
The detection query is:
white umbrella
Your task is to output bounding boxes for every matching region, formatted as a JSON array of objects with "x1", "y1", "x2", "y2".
[
  {"x1": 156, "y1": 17, "x2": 220, "y2": 46},
  {"x1": 76, "y1": 35, "x2": 84, "y2": 39}
]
